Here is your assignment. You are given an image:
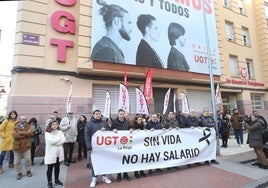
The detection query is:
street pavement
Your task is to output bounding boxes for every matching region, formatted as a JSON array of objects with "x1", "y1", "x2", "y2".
[{"x1": 1, "y1": 133, "x2": 268, "y2": 188}]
